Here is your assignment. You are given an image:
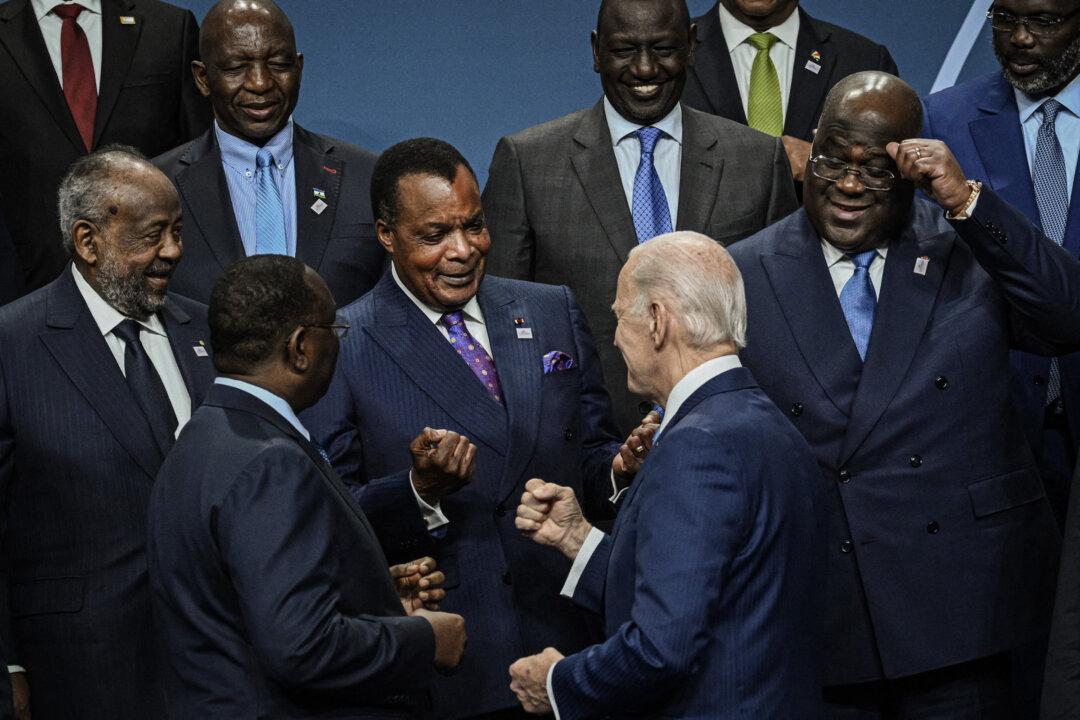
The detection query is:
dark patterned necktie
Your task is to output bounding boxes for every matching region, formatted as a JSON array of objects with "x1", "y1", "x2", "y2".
[{"x1": 113, "y1": 319, "x2": 177, "y2": 455}]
